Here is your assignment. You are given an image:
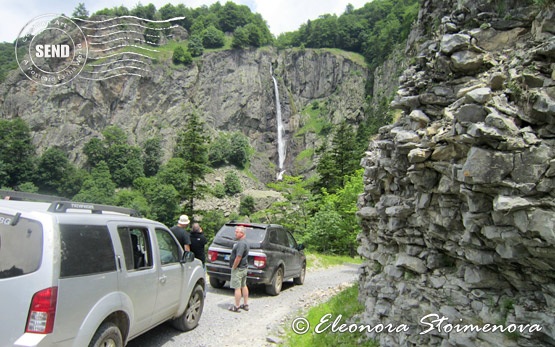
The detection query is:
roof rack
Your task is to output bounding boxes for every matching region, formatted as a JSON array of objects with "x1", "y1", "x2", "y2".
[
  {"x1": 0, "y1": 190, "x2": 70, "y2": 202},
  {"x1": 0, "y1": 190, "x2": 140, "y2": 217},
  {"x1": 47, "y1": 201, "x2": 141, "y2": 217}
]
